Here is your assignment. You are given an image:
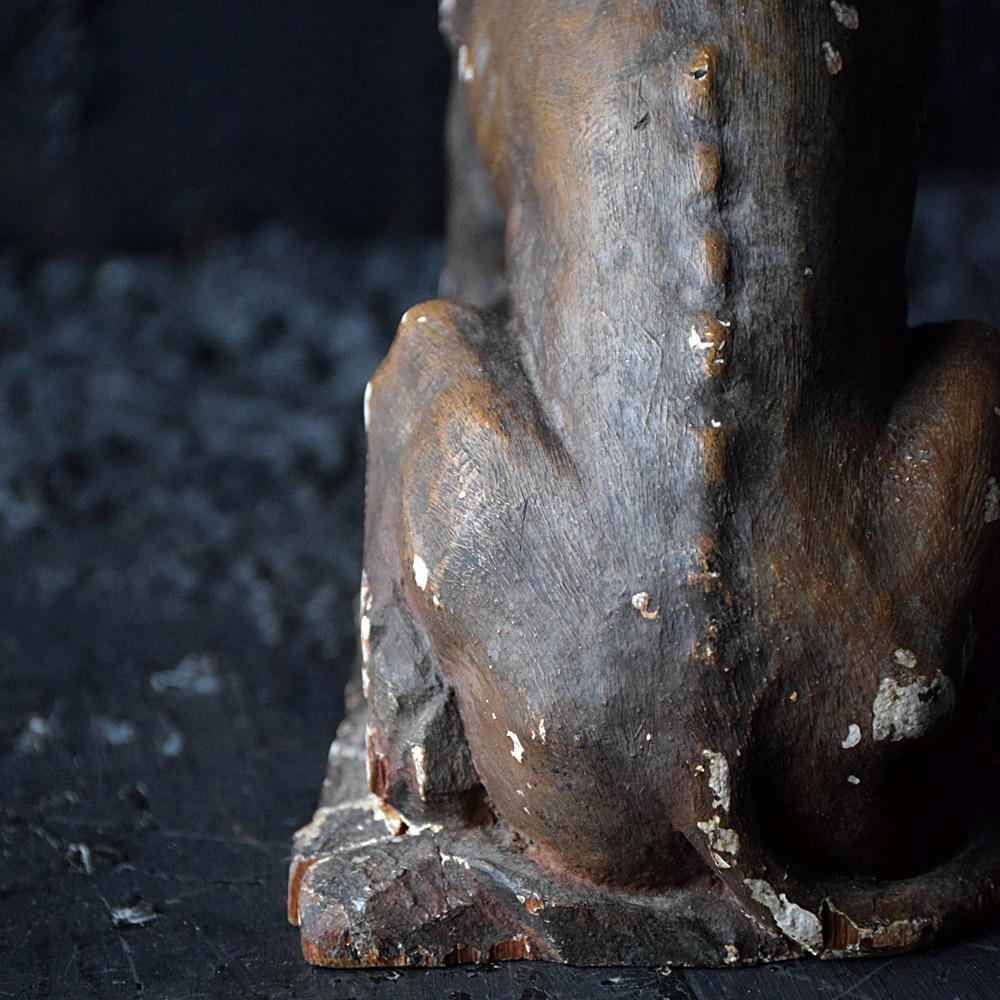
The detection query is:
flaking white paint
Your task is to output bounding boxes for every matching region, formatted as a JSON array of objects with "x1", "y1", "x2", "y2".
[
  {"x1": 410, "y1": 744, "x2": 428, "y2": 798},
  {"x1": 841, "y1": 723, "x2": 861, "y2": 749},
  {"x1": 702, "y1": 749, "x2": 731, "y2": 812},
  {"x1": 697, "y1": 816, "x2": 739, "y2": 856},
  {"x1": 412, "y1": 554, "x2": 429, "y2": 591},
  {"x1": 872, "y1": 673, "x2": 955, "y2": 742},
  {"x1": 744, "y1": 879, "x2": 823, "y2": 952}
]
